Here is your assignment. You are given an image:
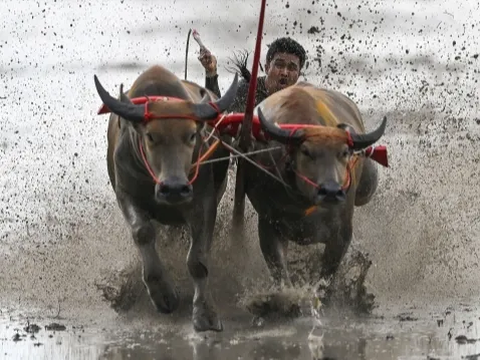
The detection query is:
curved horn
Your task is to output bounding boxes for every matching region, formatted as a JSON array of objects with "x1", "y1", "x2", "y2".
[
  {"x1": 192, "y1": 73, "x2": 239, "y2": 120},
  {"x1": 257, "y1": 107, "x2": 305, "y2": 145},
  {"x1": 94, "y1": 75, "x2": 144, "y2": 123},
  {"x1": 350, "y1": 116, "x2": 387, "y2": 150}
]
